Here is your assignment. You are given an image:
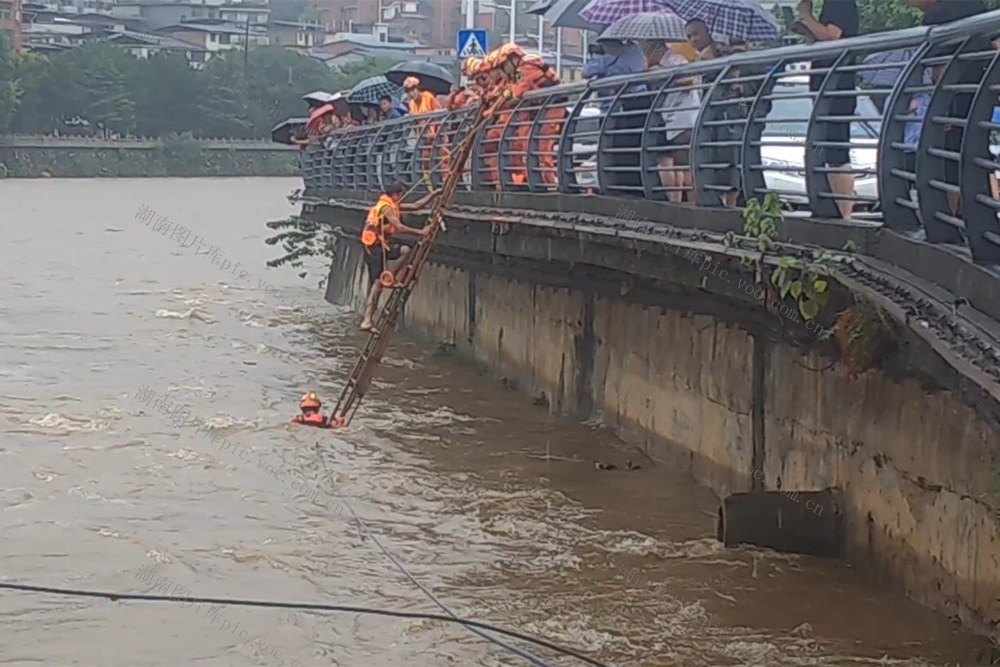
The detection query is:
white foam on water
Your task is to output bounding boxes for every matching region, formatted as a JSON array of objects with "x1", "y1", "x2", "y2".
[{"x1": 154, "y1": 308, "x2": 215, "y2": 323}]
